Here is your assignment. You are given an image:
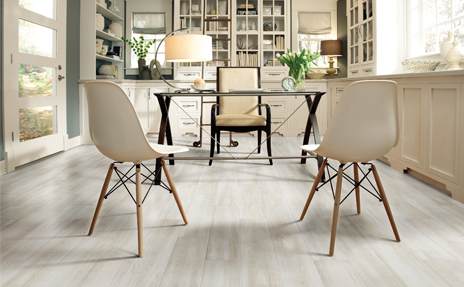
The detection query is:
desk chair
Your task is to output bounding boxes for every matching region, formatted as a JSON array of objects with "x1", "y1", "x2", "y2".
[
  {"x1": 85, "y1": 81, "x2": 188, "y2": 257},
  {"x1": 300, "y1": 80, "x2": 401, "y2": 256},
  {"x1": 210, "y1": 67, "x2": 272, "y2": 165}
]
